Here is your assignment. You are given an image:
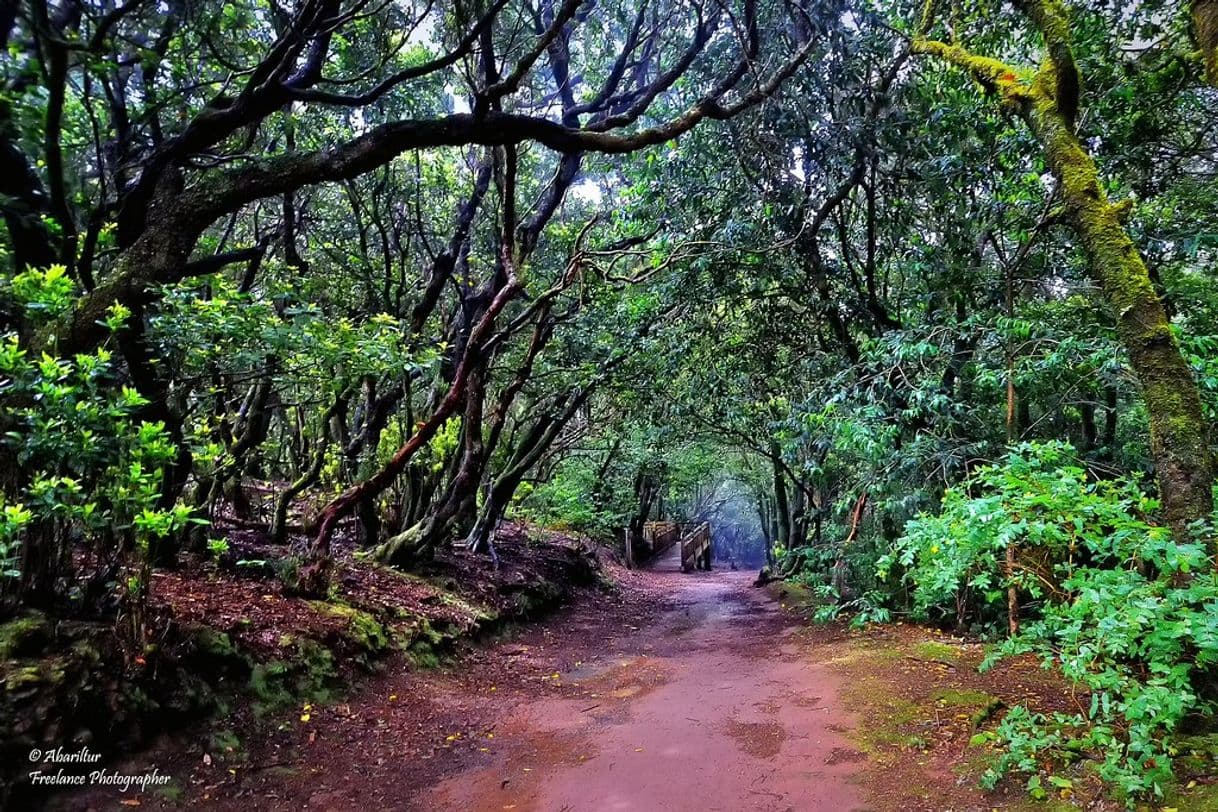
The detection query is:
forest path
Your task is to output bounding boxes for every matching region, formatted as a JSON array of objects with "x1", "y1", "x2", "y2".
[
  {"x1": 414, "y1": 566, "x2": 867, "y2": 811},
  {"x1": 65, "y1": 559, "x2": 870, "y2": 811}
]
